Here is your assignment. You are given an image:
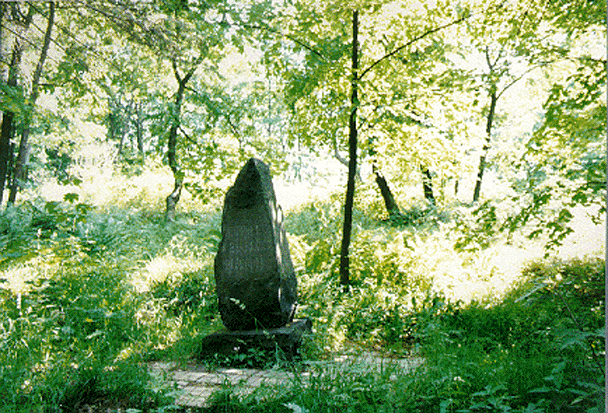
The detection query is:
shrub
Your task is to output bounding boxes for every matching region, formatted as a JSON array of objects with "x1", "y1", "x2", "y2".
[{"x1": 413, "y1": 257, "x2": 605, "y2": 412}]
